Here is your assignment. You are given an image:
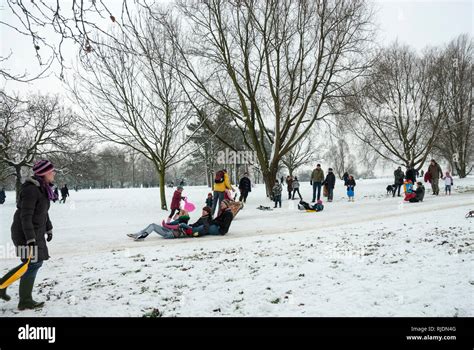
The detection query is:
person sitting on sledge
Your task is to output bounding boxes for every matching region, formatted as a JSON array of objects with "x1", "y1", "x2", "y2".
[
  {"x1": 177, "y1": 206, "x2": 212, "y2": 237},
  {"x1": 408, "y1": 182, "x2": 425, "y2": 203},
  {"x1": 207, "y1": 200, "x2": 234, "y2": 235},
  {"x1": 298, "y1": 199, "x2": 324, "y2": 212},
  {"x1": 403, "y1": 179, "x2": 416, "y2": 201},
  {"x1": 163, "y1": 209, "x2": 190, "y2": 227}
]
